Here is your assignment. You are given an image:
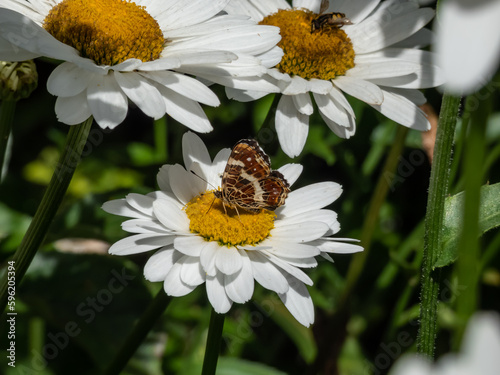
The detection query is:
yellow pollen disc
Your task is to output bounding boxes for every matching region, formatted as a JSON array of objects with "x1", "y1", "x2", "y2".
[
  {"x1": 43, "y1": 0, "x2": 165, "y2": 66},
  {"x1": 260, "y1": 9, "x2": 355, "y2": 80},
  {"x1": 185, "y1": 191, "x2": 276, "y2": 248}
]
